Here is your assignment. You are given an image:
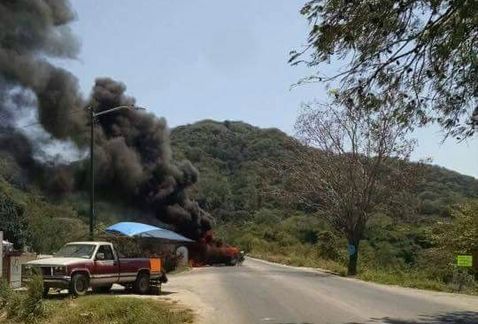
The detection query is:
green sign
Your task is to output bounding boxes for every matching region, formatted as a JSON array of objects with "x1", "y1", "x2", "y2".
[{"x1": 457, "y1": 255, "x2": 473, "y2": 267}]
